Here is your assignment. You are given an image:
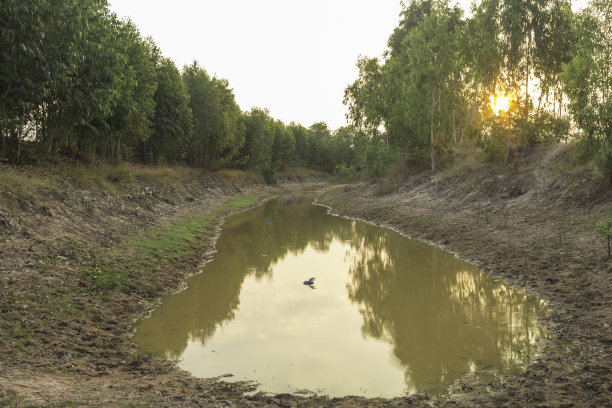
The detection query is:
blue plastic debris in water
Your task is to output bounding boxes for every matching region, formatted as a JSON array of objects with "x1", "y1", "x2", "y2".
[
  {"x1": 285, "y1": 200, "x2": 291, "y2": 205},
  {"x1": 267, "y1": 218, "x2": 273, "y2": 225},
  {"x1": 303, "y1": 277, "x2": 315, "y2": 285}
]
